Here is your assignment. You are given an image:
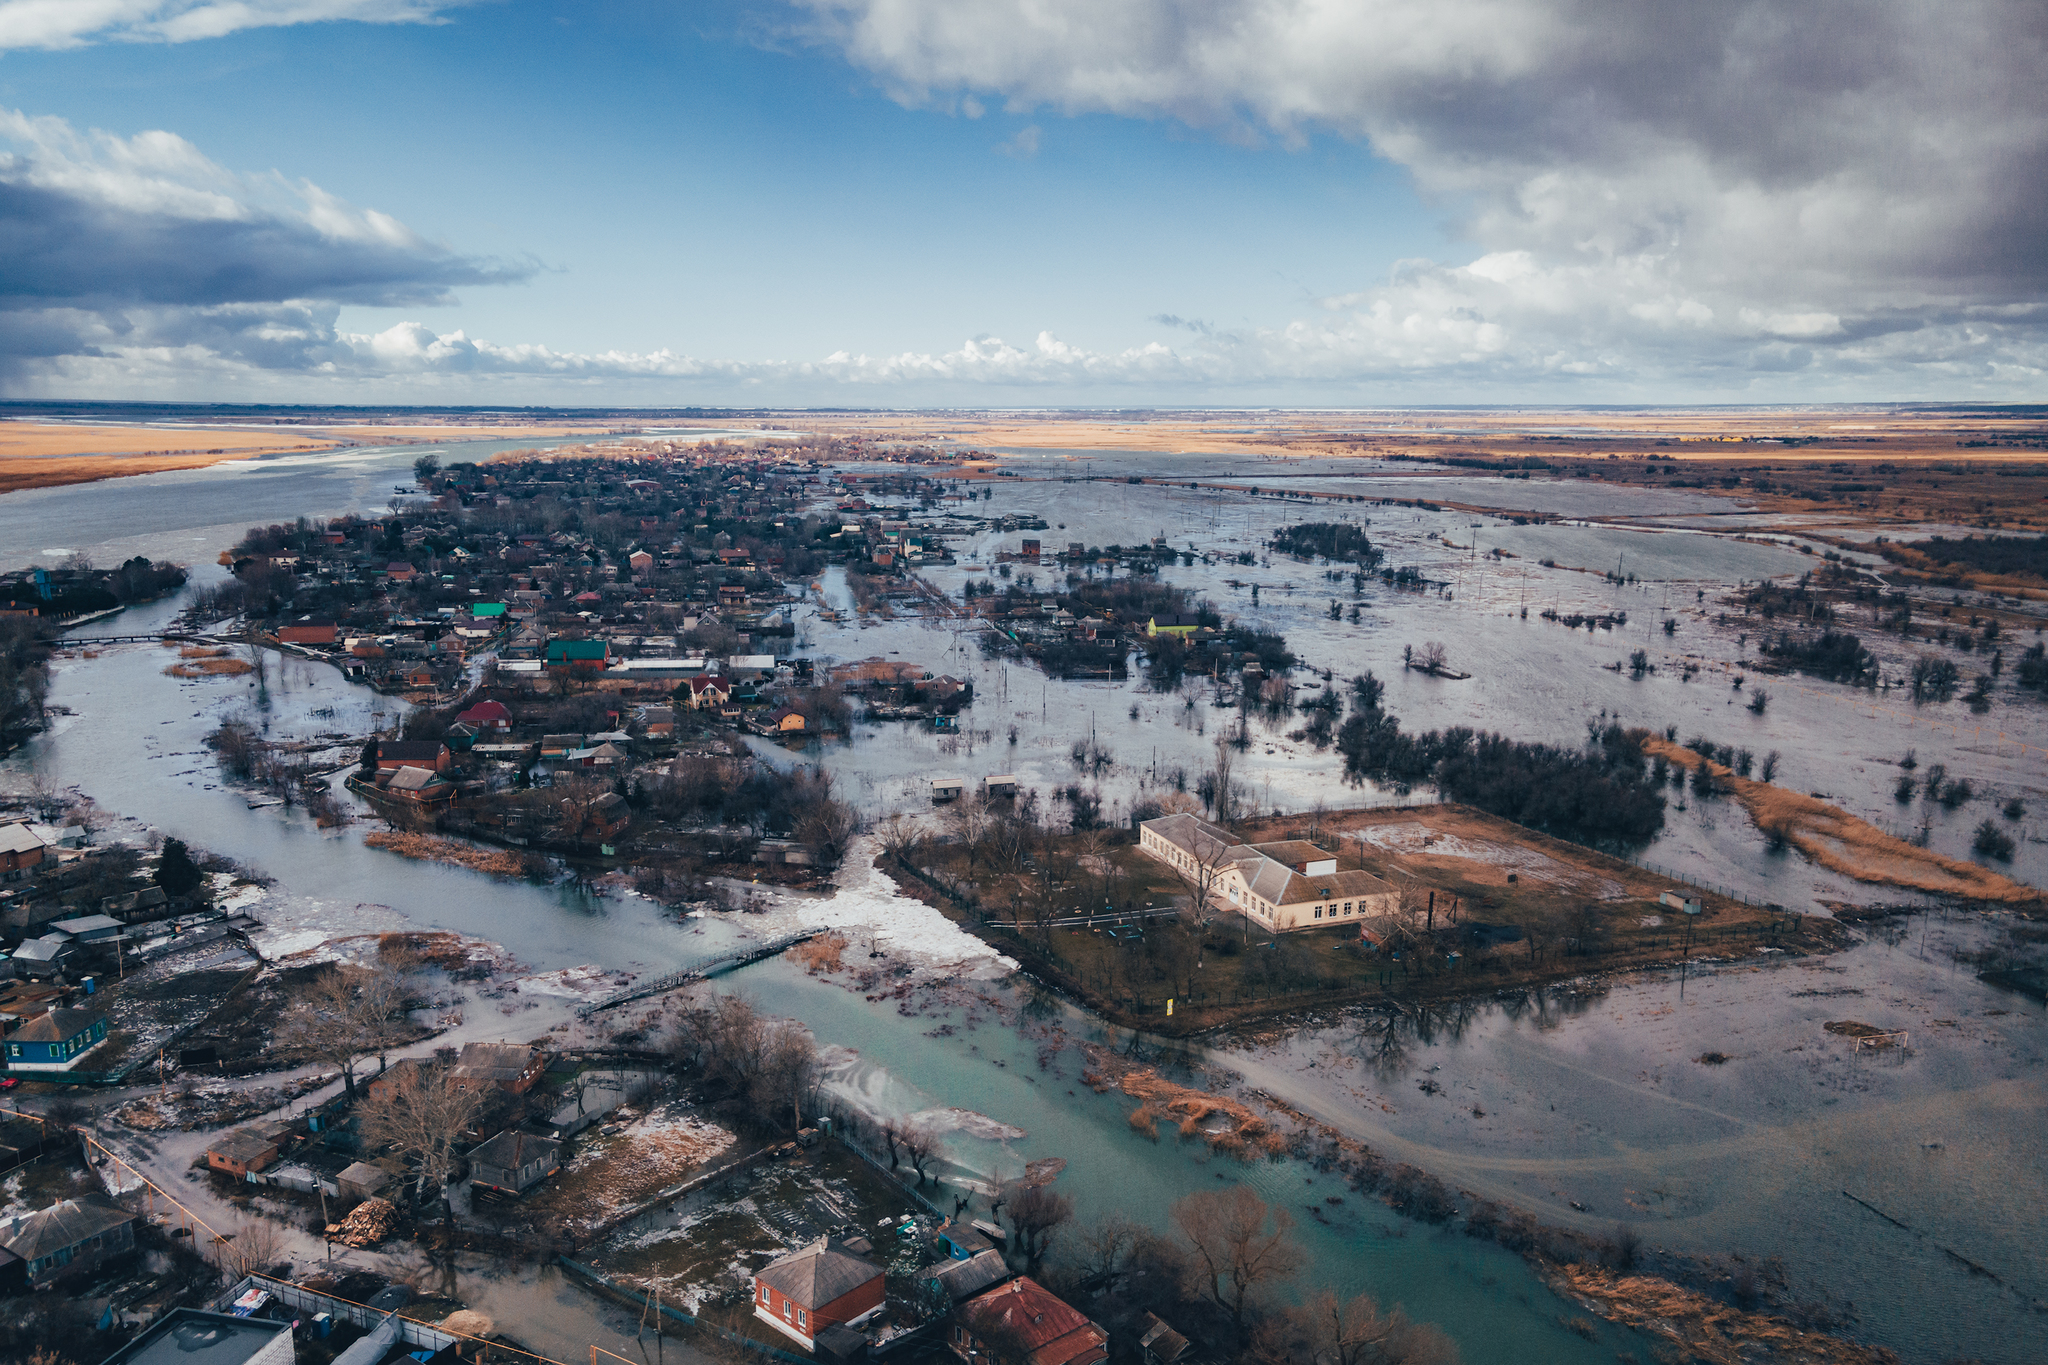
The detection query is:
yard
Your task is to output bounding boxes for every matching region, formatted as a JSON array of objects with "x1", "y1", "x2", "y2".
[
  {"x1": 897, "y1": 802, "x2": 1832, "y2": 1033},
  {"x1": 582, "y1": 1141, "x2": 935, "y2": 1315}
]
